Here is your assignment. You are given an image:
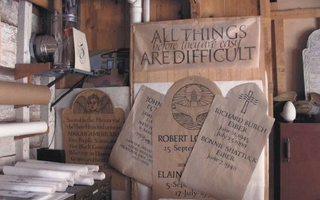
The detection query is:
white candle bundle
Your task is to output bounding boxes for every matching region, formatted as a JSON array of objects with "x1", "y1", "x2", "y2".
[{"x1": 3, "y1": 166, "x2": 75, "y2": 182}]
